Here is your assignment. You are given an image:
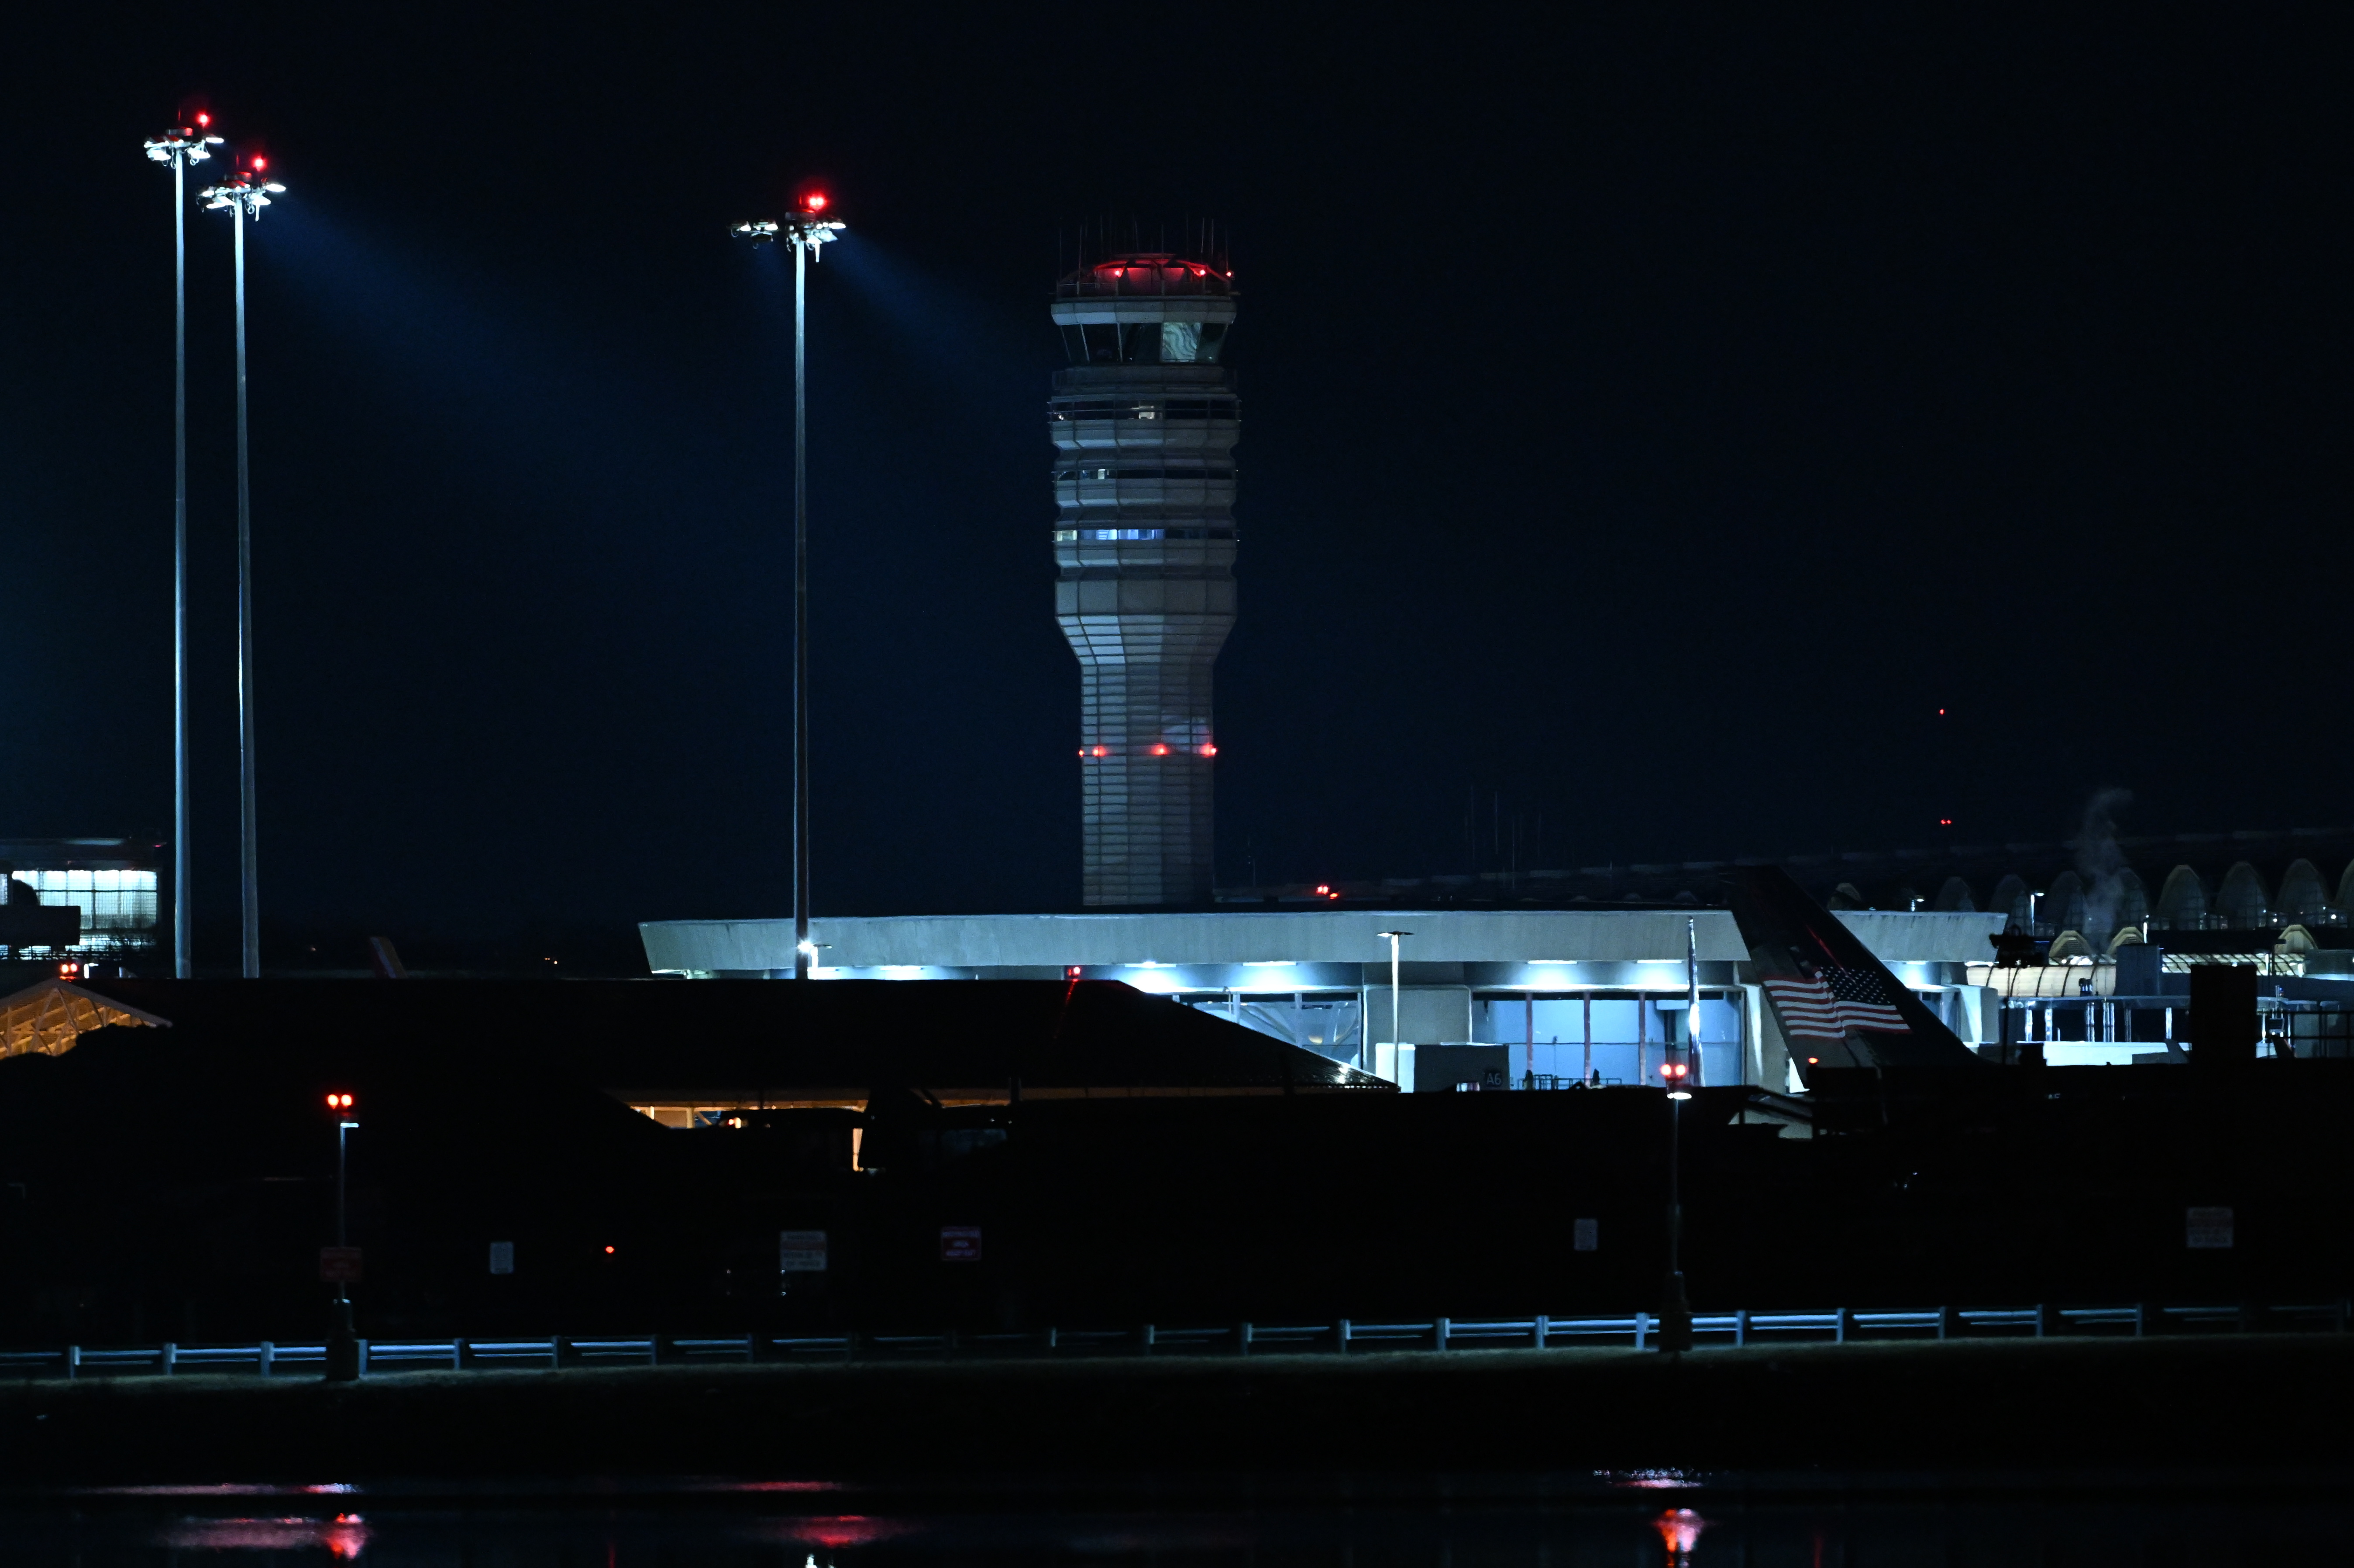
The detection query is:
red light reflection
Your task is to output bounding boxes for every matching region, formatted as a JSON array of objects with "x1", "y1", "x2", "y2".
[
  {"x1": 1654, "y1": 1508, "x2": 1707, "y2": 1565},
  {"x1": 749, "y1": 1515, "x2": 909, "y2": 1548},
  {"x1": 158, "y1": 1518, "x2": 371, "y2": 1558}
]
